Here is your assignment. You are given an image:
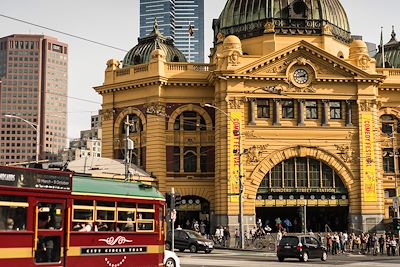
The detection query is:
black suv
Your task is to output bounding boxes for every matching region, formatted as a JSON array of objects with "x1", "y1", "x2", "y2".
[
  {"x1": 277, "y1": 234, "x2": 327, "y2": 262},
  {"x1": 166, "y1": 229, "x2": 213, "y2": 253}
]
